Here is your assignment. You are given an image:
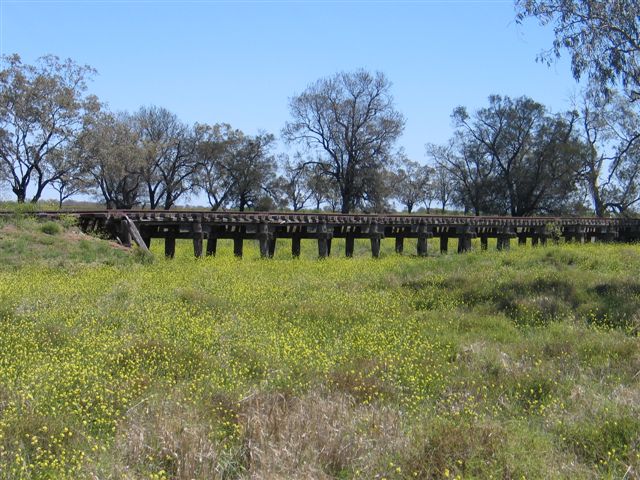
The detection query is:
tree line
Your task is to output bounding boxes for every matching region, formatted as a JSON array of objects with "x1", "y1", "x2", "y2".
[{"x1": 1, "y1": 0, "x2": 639, "y2": 216}]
